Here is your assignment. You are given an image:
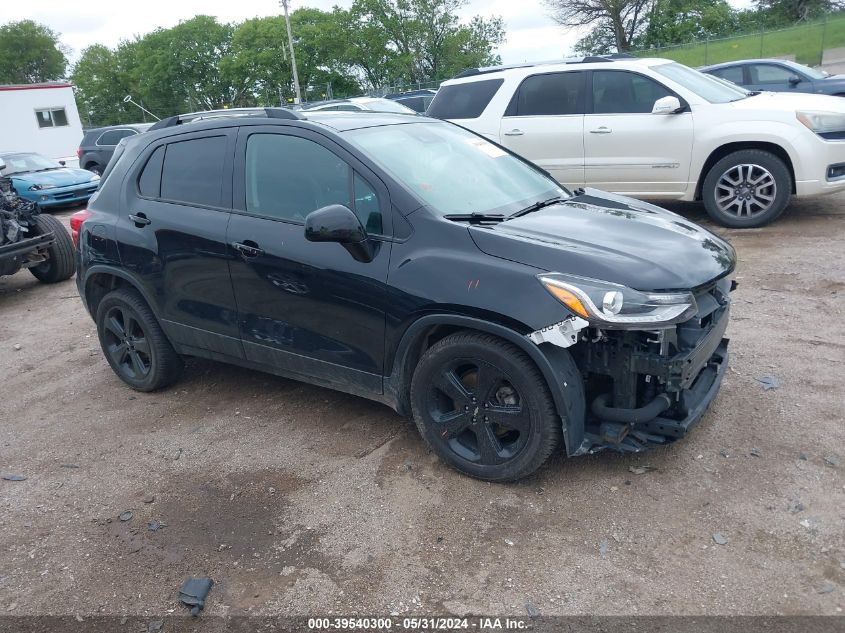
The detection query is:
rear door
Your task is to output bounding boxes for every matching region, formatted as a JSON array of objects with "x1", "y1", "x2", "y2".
[
  {"x1": 116, "y1": 129, "x2": 243, "y2": 358},
  {"x1": 226, "y1": 126, "x2": 392, "y2": 394},
  {"x1": 583, "y1": 70, "x2": 694, "y2": 196},
  {"x1": 708, "y1": 65, "x2": 748, "y2": 89},
  {"x1": 497, "y1": 71, "x2": 586, "y2": 189}
]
